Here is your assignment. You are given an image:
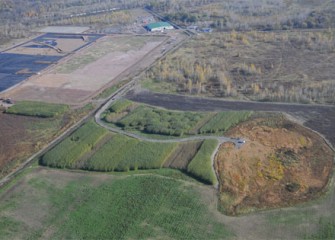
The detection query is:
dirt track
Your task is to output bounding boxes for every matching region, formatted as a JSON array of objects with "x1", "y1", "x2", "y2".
[{"x1": 126, "y1": 91, "x2": 335, "y2": 148}]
